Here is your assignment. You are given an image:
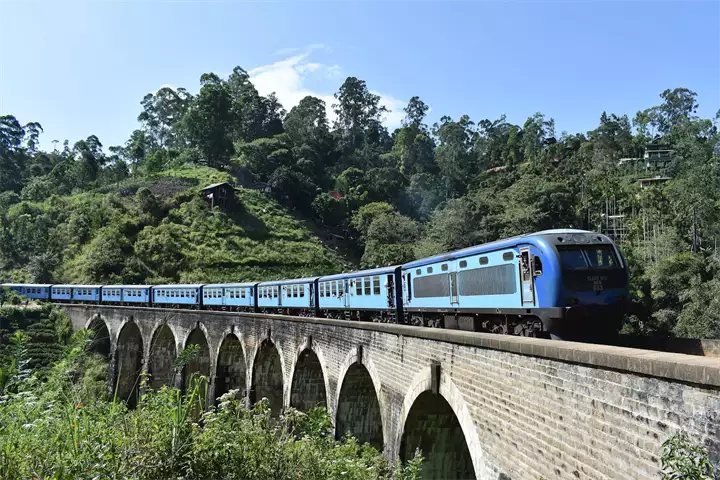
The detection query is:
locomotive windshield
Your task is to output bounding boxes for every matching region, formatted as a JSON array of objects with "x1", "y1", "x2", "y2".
[{"x1": 556, "y1": 244, "x2": 619, "y2": 269}]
